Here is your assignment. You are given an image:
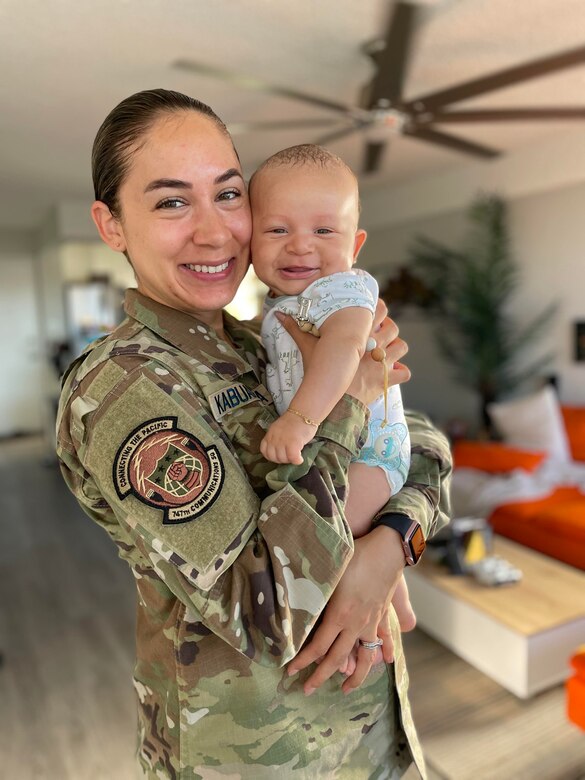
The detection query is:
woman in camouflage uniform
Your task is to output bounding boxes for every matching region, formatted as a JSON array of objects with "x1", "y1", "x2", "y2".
[{"x1": 57, "y1": 89, "x2": 451, "y2": 779}]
